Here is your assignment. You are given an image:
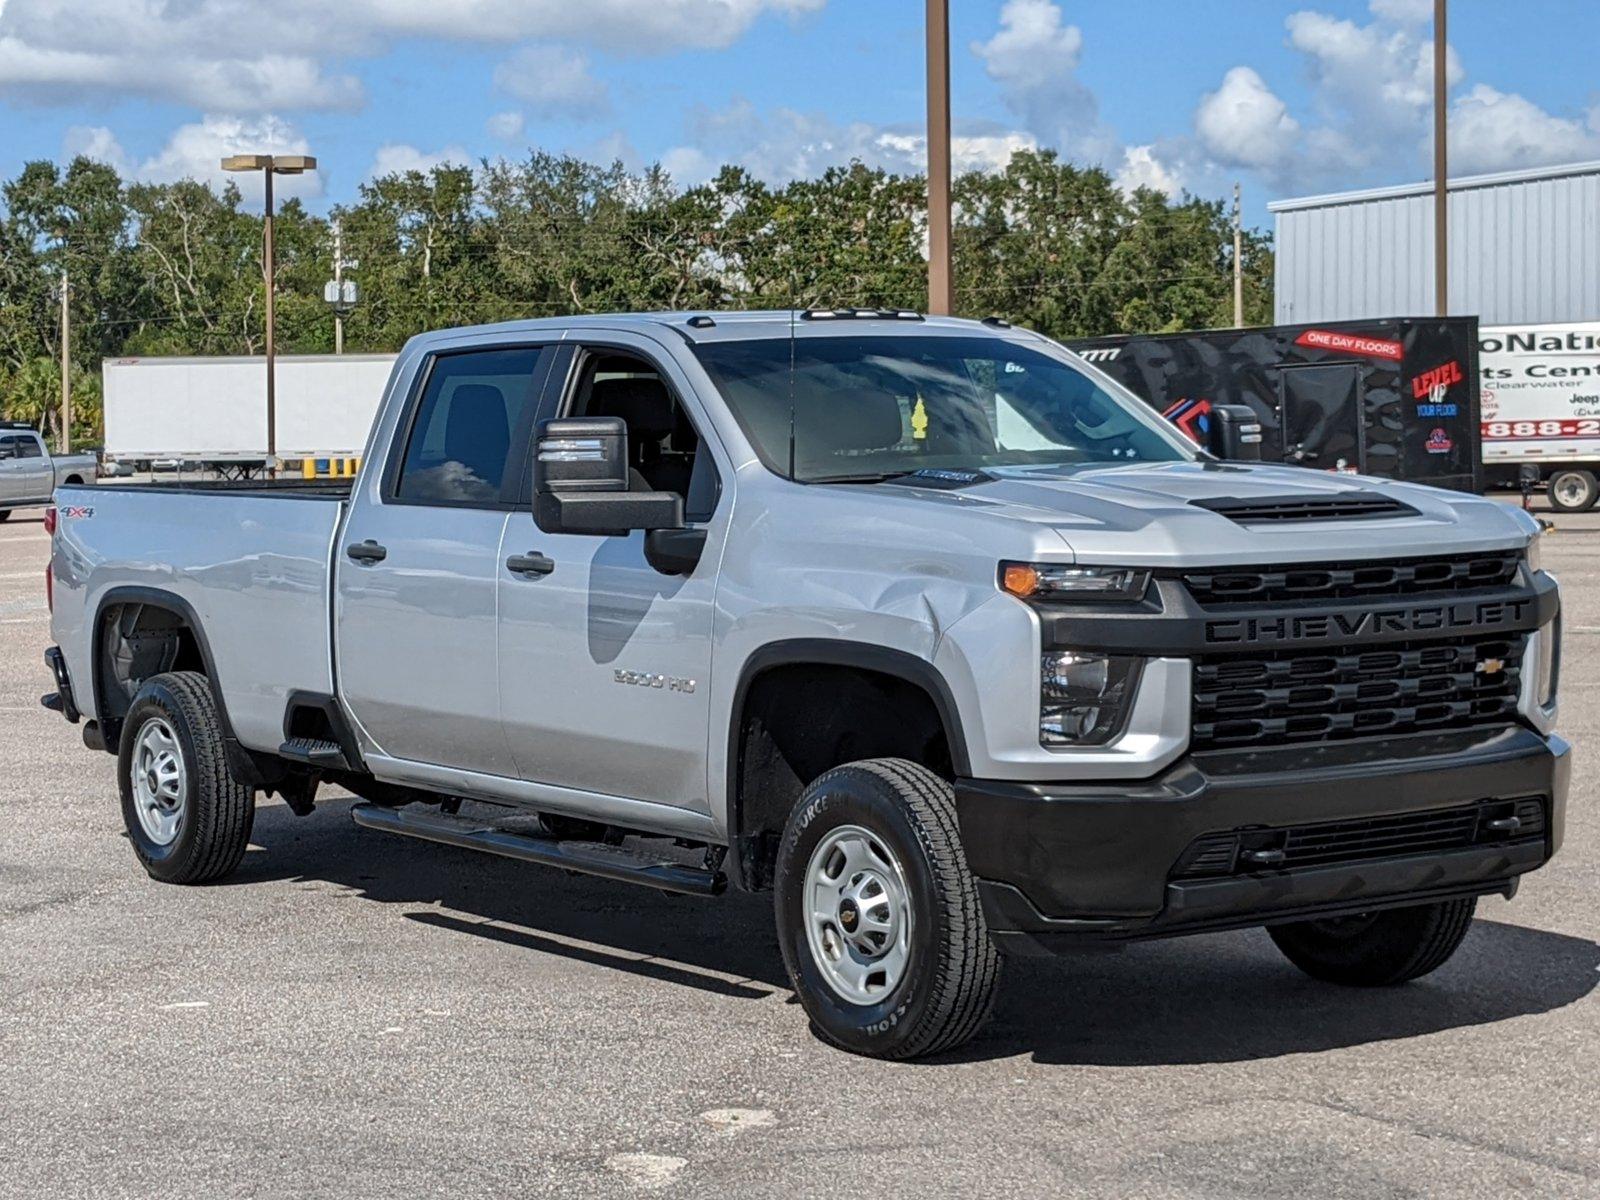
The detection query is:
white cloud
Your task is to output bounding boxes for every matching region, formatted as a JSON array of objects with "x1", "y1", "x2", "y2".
[
  {"x1": 1195, "y1": 67, "x2": 1301, "y2": 175},
  {"x1": 1184, "y1": 0, "x2": 1596, "y2": 196},
  {"x1": 486, "y1": 110, "x2": 526, "y2": 142},
  {"x1": 368, "y1": 142, "x2": 473, "y2": 178},
  {"x1": 62, "y1": 124, "x2": 130, "y2": 173},
  {"x1": 662, "y1": 99, "x2": 1033, "y2": 185},
  {"x1": 1448, "y1": 85, "x2": 1600, "y2": 175},
  {"x1": 1115, "y1": 145, "x2": 1181, "y2": 197},
  {"x1": 0, "y1": 35, "x2": 360, "y2": 111},
  {"x1": 971, "y1": 0, "x2": 1112, "y2": 162},
  {"x1": 139, "y1": 115, "x2": 325, "y2": 199},
  {"x1": 493, "y1": 45, "x2": 609, "y2": 119},
  {"x1": 0, "y1": 0, "x2": 821, "y2": 111}
]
